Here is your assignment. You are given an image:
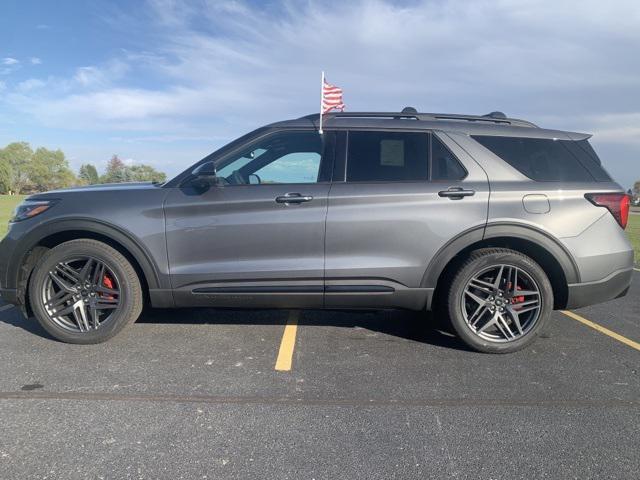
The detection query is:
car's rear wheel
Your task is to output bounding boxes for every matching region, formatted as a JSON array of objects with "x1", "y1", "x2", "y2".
[
  {"x1": 29, "y1": 239, "x2": 143, "y2": 344},
  {"x1": 447, "y1": 248, "x2": 553, "y2": 353}
]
